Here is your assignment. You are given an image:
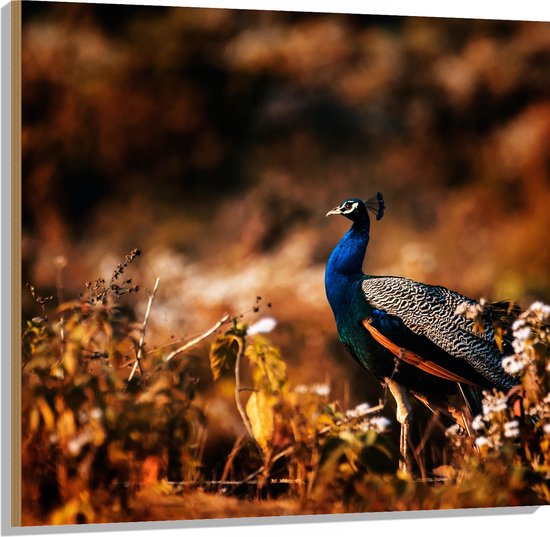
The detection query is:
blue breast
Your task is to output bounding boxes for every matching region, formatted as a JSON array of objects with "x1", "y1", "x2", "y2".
[{"x1": 325, "y1": 224, "x2": 395, "y2": 379}]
